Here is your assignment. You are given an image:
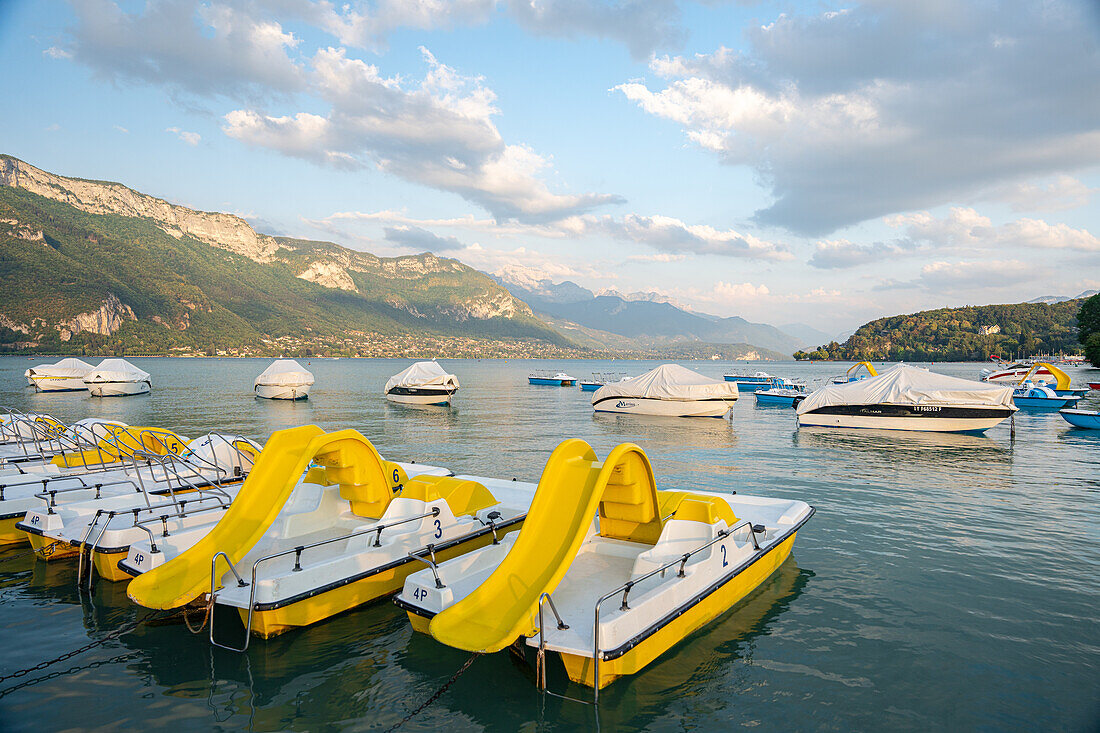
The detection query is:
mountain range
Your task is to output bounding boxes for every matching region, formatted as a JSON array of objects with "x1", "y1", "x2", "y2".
[
  {"x1": 1026, "y1": 290, "x2": 1099, "y2": 304},
  {"x1": 493, "y1": 274, "x2": 808, "y2": 355},
  {"x1": 0, "y1": 155, "x2": 799, "y2": 358}
]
